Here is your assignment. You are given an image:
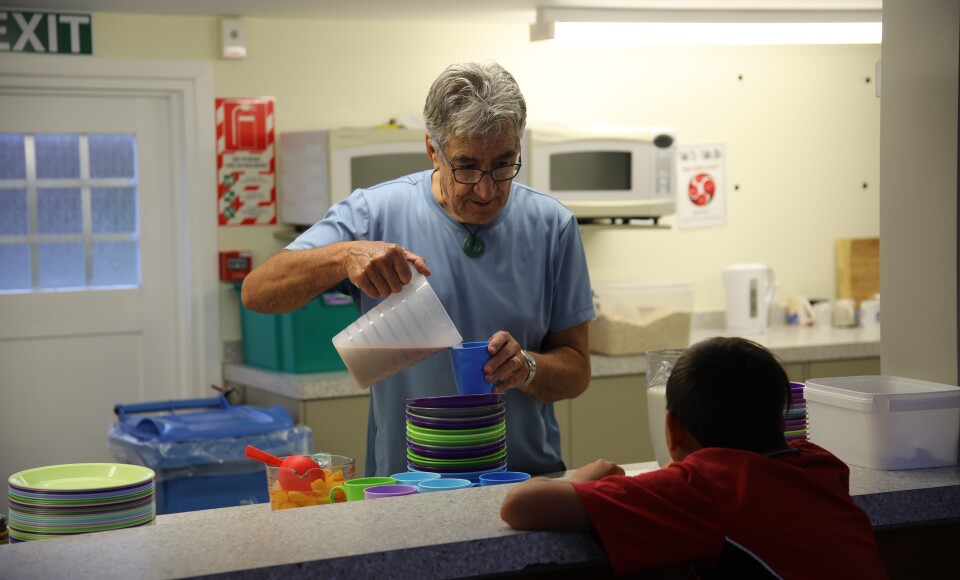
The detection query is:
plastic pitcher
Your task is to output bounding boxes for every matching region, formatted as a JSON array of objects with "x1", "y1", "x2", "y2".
[
  {"x1": 646, "y1": 348, "x2": 685, "y2": 468},
  {"x1": 332, "y1": 266, "x2": 463, "y2": 388}
]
